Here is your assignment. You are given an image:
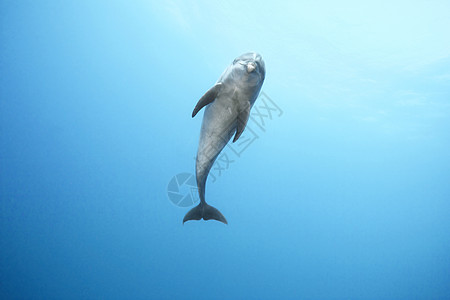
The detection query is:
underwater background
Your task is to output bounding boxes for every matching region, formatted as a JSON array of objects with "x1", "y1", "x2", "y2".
[{"x1": 1, "y1": 1, "x2": 449, "y2": 299}]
